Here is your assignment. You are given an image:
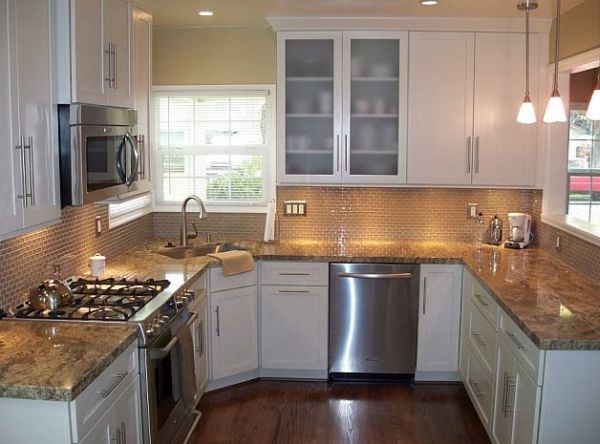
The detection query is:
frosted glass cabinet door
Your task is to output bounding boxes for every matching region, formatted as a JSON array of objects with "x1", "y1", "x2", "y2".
[
  {"x1": 277, "y1": 33, "x2": 342, "y2": 183},
  {"x1": 342, "y1": 33, "x2": 408, "y2": 183}
]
